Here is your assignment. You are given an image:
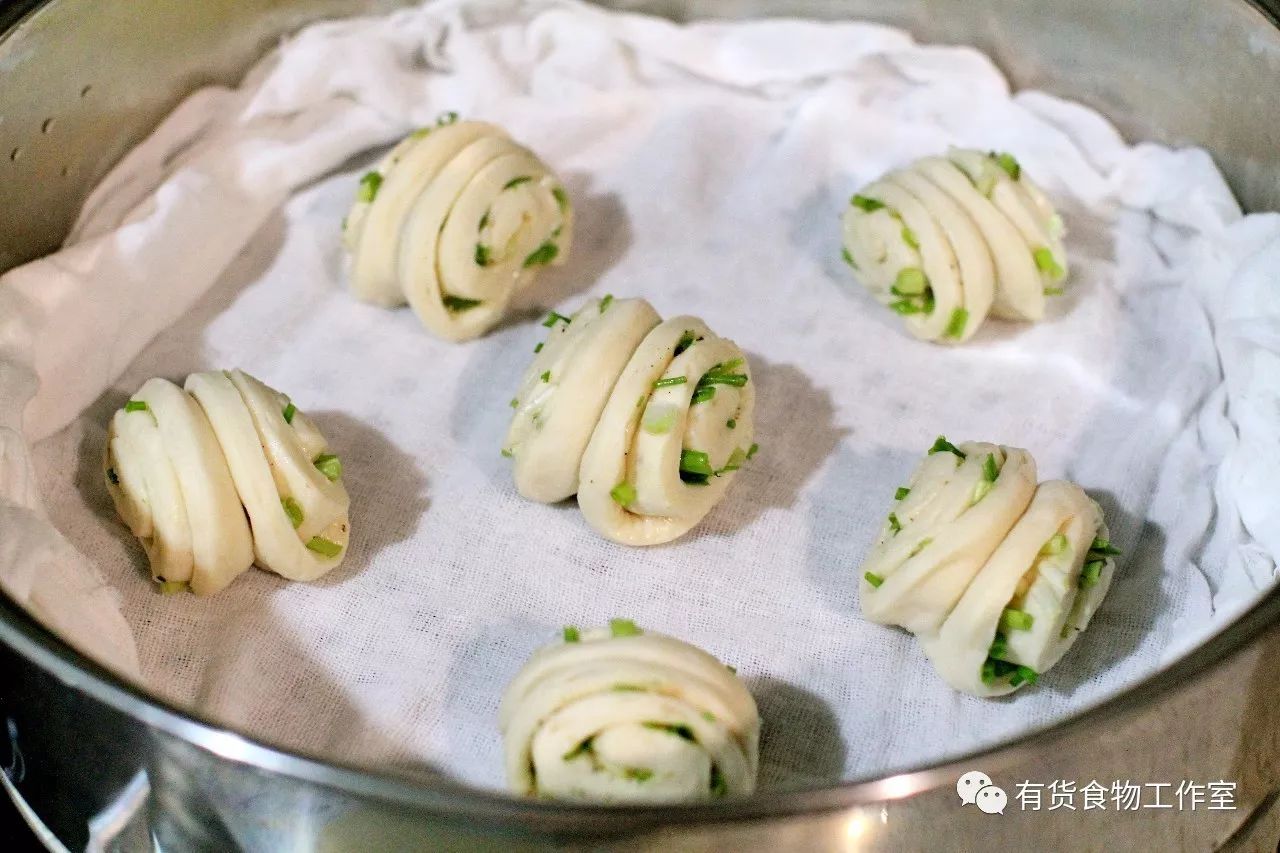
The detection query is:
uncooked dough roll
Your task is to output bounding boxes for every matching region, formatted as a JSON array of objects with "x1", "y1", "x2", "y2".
[
  {"x1": 104, "y1": 379, "x2": 254, "y2": 595},
  {"x1": 186, "y1": 369, "x2": 350, "y2": 582},
  {"x1": 918, "y1": 480, "x2": 1118, "y2": 696},
  {"x1": 499, "y1": 621, "x2": 759, "y2": 803},
  {"x1": 577, "y1": 317, "x2": 756, "y2": 546},
  {"x1": 841, "y1": 149, "x2": 1066, "y2": 340},
  {"x1": 505, "y1": 296, "x2": 662, "y2": 502},
  {"x1": 859, "y1": 437, "x2": 1037, "y2": 634},
  {"x1": 343, "y1": 116, "x2": 573, "y2": 341}
]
